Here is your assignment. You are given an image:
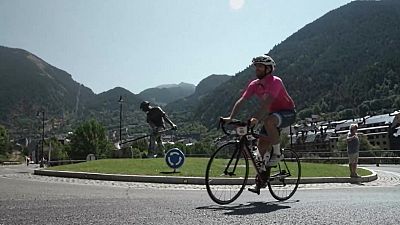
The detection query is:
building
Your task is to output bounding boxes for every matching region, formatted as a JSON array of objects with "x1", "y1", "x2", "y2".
[
  {"x1": 335, "y1": 113, "x2": 400, "y2": 150},
  {"x1": 289, "y1": 111, "x2": 400, "y2": 156}
]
